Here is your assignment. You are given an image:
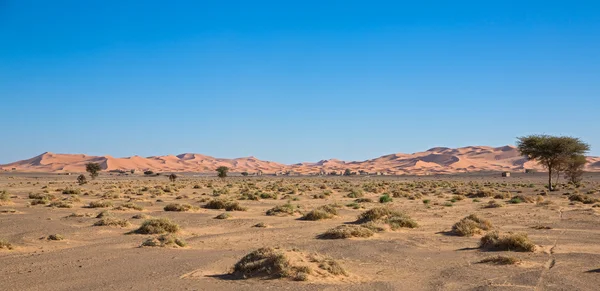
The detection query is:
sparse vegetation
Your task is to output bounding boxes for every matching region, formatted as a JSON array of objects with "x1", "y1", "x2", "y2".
[
  {"x1": 141, "y1": 234, "x2": 186, "y2": 247},
  {"x1": 134, "y1": 218, "x2": 180, "y2": 234},
  {"x1": 86, "y1": 163, "x2": 102, "y2": 180},
  {"x1": 318, "y1": 225, "x2": 374, "y2": 239},
  {"x1": 94, "y1": 217, "x2": 131, "y2": 227},
  {"x1": 478, "y1": 255, "x2": 521, "y2": 265},
  {"x1": 356, "y1": 207, "x2": 417, "y2": 230},
  {"x1": 164, "y1": 203, "x2": 193, "y2": 212},
  {"x1": 301, "y1": 204, "x2": 338, "y2": 221},
  {"x1": 266, "y1": 203, "x2": 299, "y2": 216},
  {"x1": 480, "y1": 231, "x2": 536, "y2": 252},
  {"x1": 204, "y1": 199, "x2": 247, "y2": 211},
  {"x1": 452, "y1": 214, "x2": 492, "y2": 236}
]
